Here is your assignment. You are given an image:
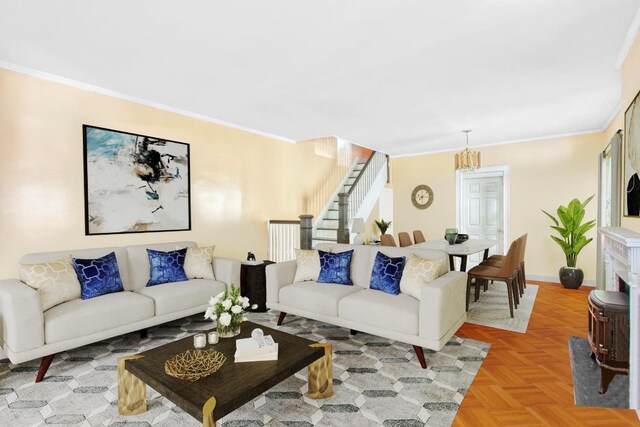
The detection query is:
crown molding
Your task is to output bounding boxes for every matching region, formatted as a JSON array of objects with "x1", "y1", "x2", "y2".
[
  {"x1": 615, "y1": 5, "x2": 640, "y2": 70},
  {"x1": 390, "y1": 126, "x2": 607, "y2": 158},
  {"x1": 0, "y1": 60, "x2": 296, "y2": 144}
]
